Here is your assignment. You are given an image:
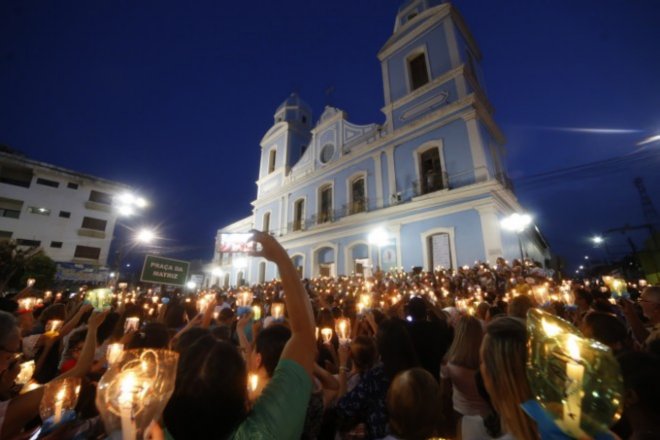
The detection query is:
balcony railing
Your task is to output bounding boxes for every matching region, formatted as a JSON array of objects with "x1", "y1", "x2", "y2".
[{"x1": 280, "y1": 169, "x2": 513, "y2": 235}]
